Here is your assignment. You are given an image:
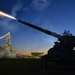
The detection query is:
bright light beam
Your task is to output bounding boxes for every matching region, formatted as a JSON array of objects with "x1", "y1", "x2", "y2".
[{"x1": 0, "y1": 11, "x2": 17, "y2": 20}]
